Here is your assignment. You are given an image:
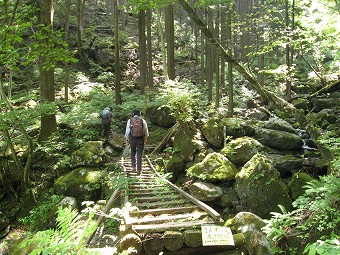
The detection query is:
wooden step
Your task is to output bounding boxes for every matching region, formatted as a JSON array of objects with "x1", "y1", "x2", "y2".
[
  {"x1": 132, "y1": 219, "x2": 214, "y2": 233},
  {"x1": 133, "y1": 194, "x2": 182, "y2": 202},
  {"x1": 130, "y1": 206, "x2": 201, "y2": 216},
  {"x1": 130, "y1": 211, "x2": 208, "y2": 225},
  {"x1": 129, "y1": 190, "x2": 175, "y2": 196},
  {"x1": 129, "y1": 184, "x2": 167, "y2": 190},
  {"x1": 135, "y1": 199, "x2": 187, "y2": 209}
]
